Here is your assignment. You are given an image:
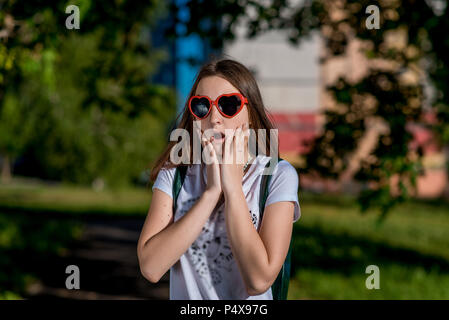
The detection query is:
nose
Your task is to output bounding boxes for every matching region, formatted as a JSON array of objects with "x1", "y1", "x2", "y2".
[{"x1": 208, "y1": 101, "x2": 223, "y2": 125}]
